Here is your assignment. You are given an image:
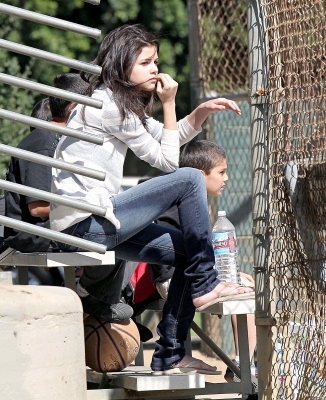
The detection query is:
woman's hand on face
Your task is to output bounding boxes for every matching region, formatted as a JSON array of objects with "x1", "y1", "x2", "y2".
[
  {"x1": 156, "y1": 73, "x2": 178, "y2": 104},
  {"x1": 201, "y1": 98, "x2": 242, "y2": 115}
]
